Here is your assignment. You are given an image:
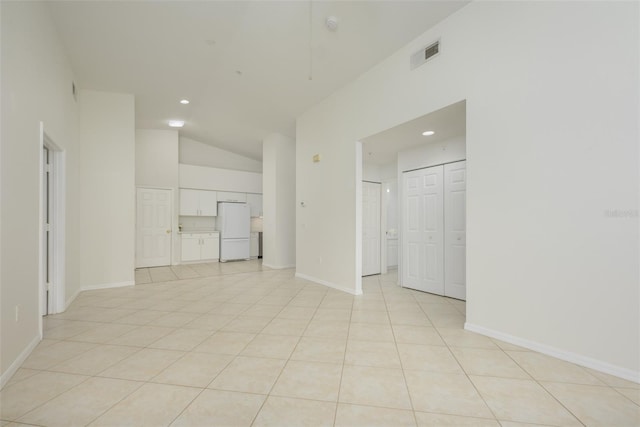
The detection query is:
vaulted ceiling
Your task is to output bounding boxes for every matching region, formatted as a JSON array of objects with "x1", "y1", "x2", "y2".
[{"x1": 48, "y1": 1, "x2": 469, "y2": 160}]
